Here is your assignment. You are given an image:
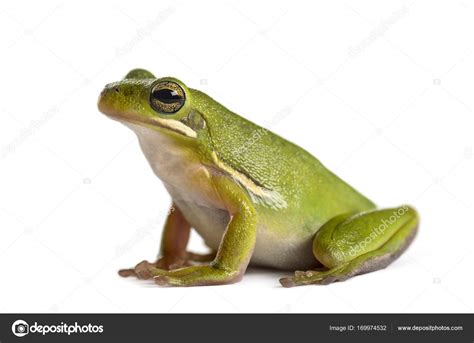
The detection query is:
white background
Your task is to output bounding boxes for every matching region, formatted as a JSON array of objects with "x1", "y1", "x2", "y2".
[{"x1": 1, "y1": 0, "x2": 473, "y2": 313}]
